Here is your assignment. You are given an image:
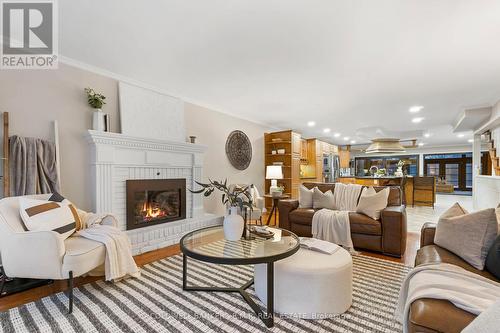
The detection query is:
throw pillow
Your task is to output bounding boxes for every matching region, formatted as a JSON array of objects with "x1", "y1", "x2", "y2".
[
  {"x1": 440, "y1": 201, "x2": 468, "y2": 218},
  {"x1": 49, "y1": 191, "x2": 70, "y2": 204},
  {"x1": 356, "y1": 187, "x2": 390, "y2": 220},
  {"x1": 312, "y1": 187, "x2": 335, "y2": 210},
  {"x1": 49, "y1": 192, "x2": 83, "y2": 230},
  {"x1": 485, "y1": 235, "x2": 500, "y2": 279},
  {"x1": 434, "y1": 203, "x2": 498, "y2": 270},
  {"x1": 19, "y1": 197, "x2": 79, "y2": 240},
  {"x1": 299, "y1": 185, "x2": 314, "y2": 208}
]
